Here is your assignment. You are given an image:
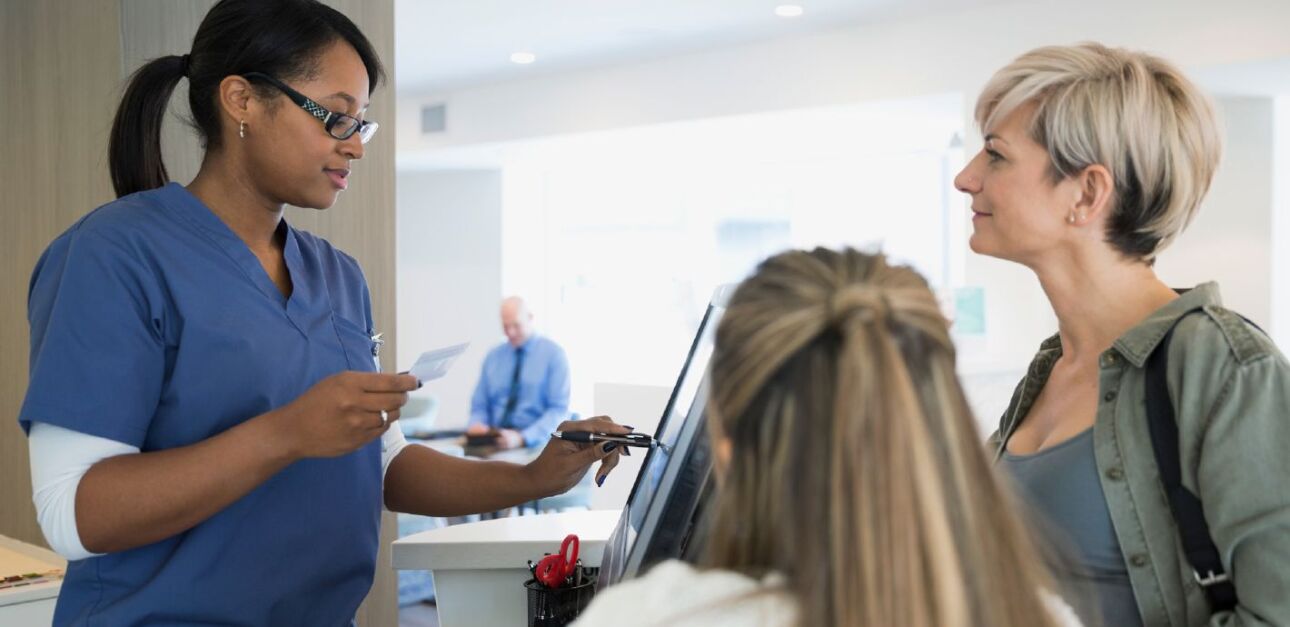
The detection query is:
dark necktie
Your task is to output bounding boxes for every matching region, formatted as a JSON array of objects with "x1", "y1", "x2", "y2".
[{"x1": 500, "y1": 346, "x2": 525, "y2": 427}]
